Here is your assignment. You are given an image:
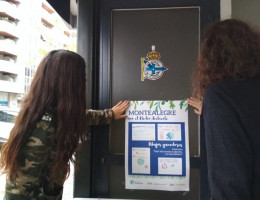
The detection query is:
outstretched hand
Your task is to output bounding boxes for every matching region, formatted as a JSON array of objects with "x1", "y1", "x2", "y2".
[
  {"x1": 112, "y1": 101, "x2": 130, "y2": 119},
  {"x1": 187, "y1": 97, "x2": 203, "y2": 115}
]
